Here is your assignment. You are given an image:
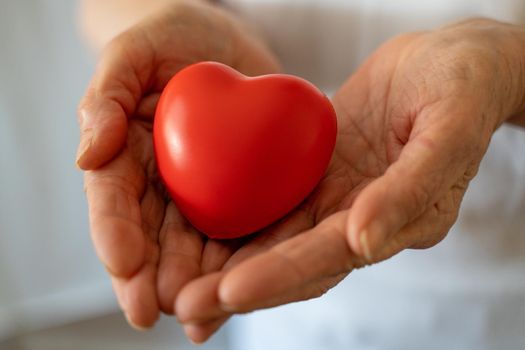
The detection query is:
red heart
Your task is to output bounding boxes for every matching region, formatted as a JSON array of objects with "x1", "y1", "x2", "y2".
[{"x1": 154, "y1": 62, "x2": 337, "y2": 239}]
